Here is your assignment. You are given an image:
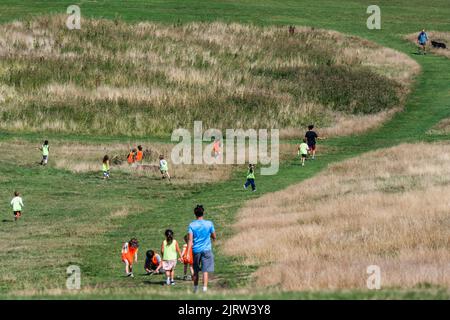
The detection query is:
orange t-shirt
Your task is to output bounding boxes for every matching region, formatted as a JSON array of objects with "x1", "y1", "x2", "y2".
[
  {"x1": 121, "y1": 243, "x2": 138, "y2": 264},
  {"x1": 136, "y1": 151, "x2": 143, "y2": 162}
]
